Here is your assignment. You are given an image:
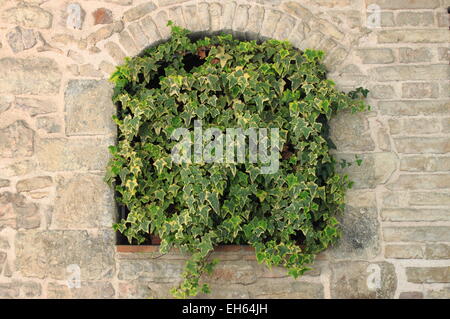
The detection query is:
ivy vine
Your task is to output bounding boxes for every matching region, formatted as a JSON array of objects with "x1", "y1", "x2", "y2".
[{"x1": 106, "y1": 23, "x2": 369, "y2": 298}]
